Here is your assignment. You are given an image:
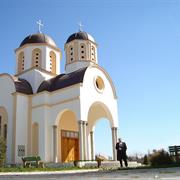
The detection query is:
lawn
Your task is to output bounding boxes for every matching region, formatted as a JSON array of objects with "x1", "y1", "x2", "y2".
[{"x1": 0, "y1": 166, "x2": 97, "y2": 172}]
